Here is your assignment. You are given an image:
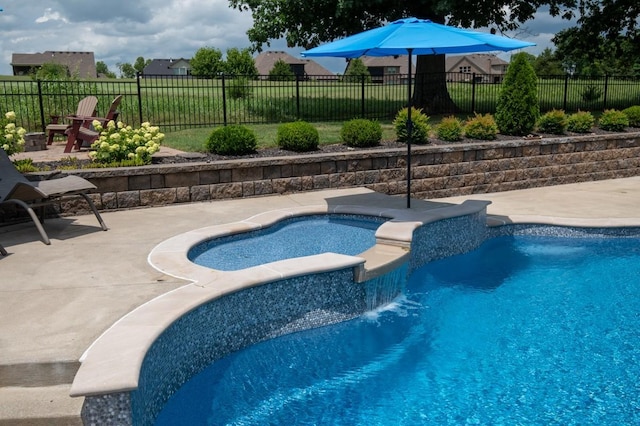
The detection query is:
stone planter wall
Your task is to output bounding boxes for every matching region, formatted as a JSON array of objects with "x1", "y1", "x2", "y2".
[{"x1": 3, "y1": 132, "x2": 640, "y2": 221}]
